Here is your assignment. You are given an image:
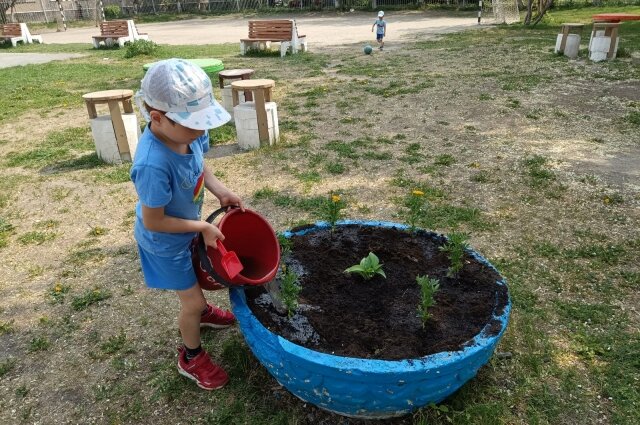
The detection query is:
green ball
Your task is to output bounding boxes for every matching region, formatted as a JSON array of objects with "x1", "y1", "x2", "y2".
[{"x1": 364, "y1": 45, "x2": 373, "y2": 55}]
